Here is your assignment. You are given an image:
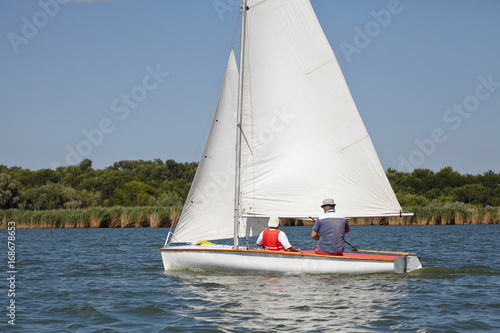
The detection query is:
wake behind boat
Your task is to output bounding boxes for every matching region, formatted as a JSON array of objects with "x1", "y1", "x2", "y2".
[{"x1": 160, "y1": 0, "x2": 422, "y2": 274}]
